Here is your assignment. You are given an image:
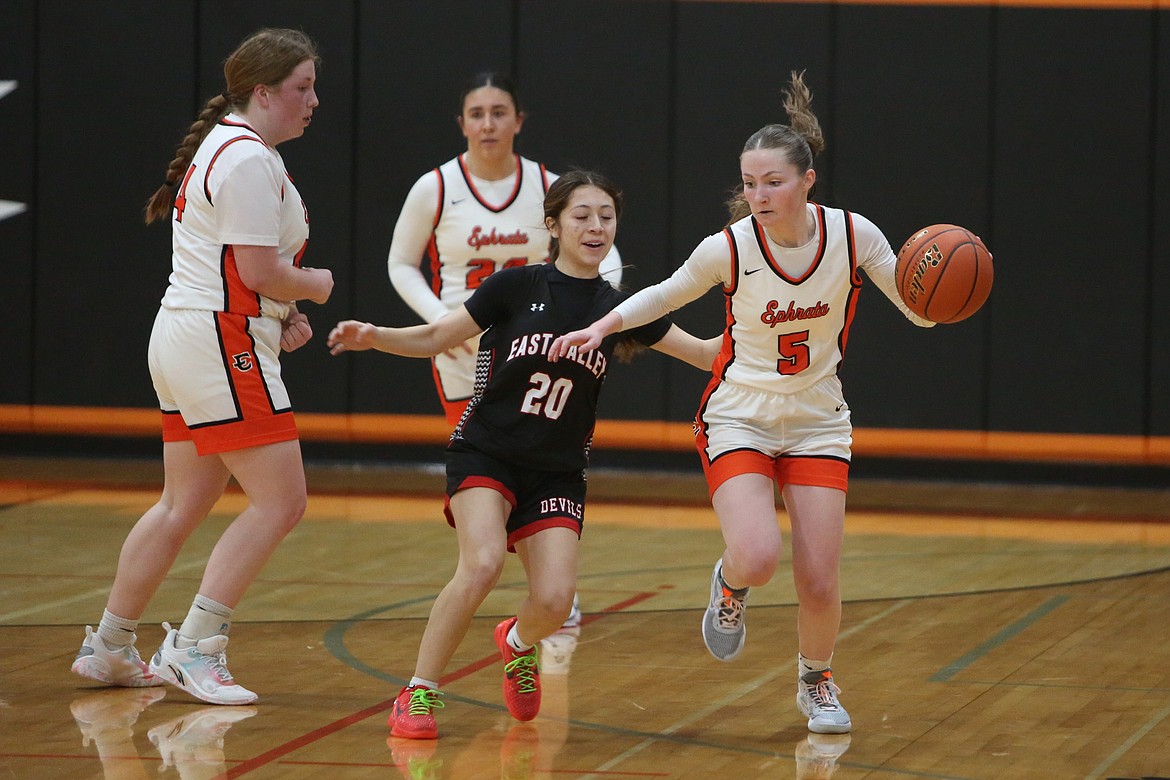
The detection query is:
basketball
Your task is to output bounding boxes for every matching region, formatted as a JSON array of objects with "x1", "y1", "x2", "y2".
[{"x1": 895, "y1": 224, "x2": 994, "y2": 323}]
